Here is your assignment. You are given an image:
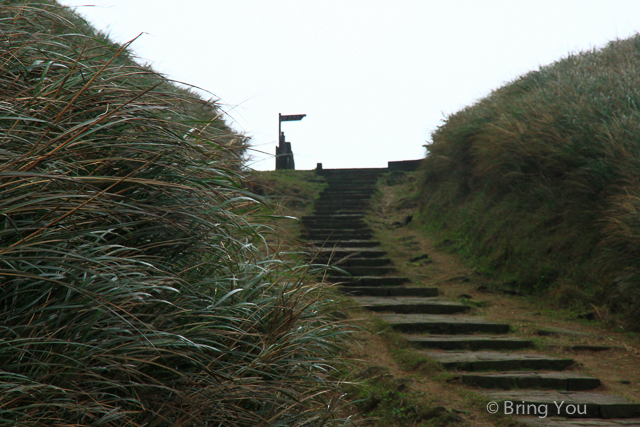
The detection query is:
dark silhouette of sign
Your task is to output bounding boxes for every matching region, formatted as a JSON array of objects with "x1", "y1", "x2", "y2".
[{"x1": 276, "y1": 113, "x2": 306, "y2": 170}]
